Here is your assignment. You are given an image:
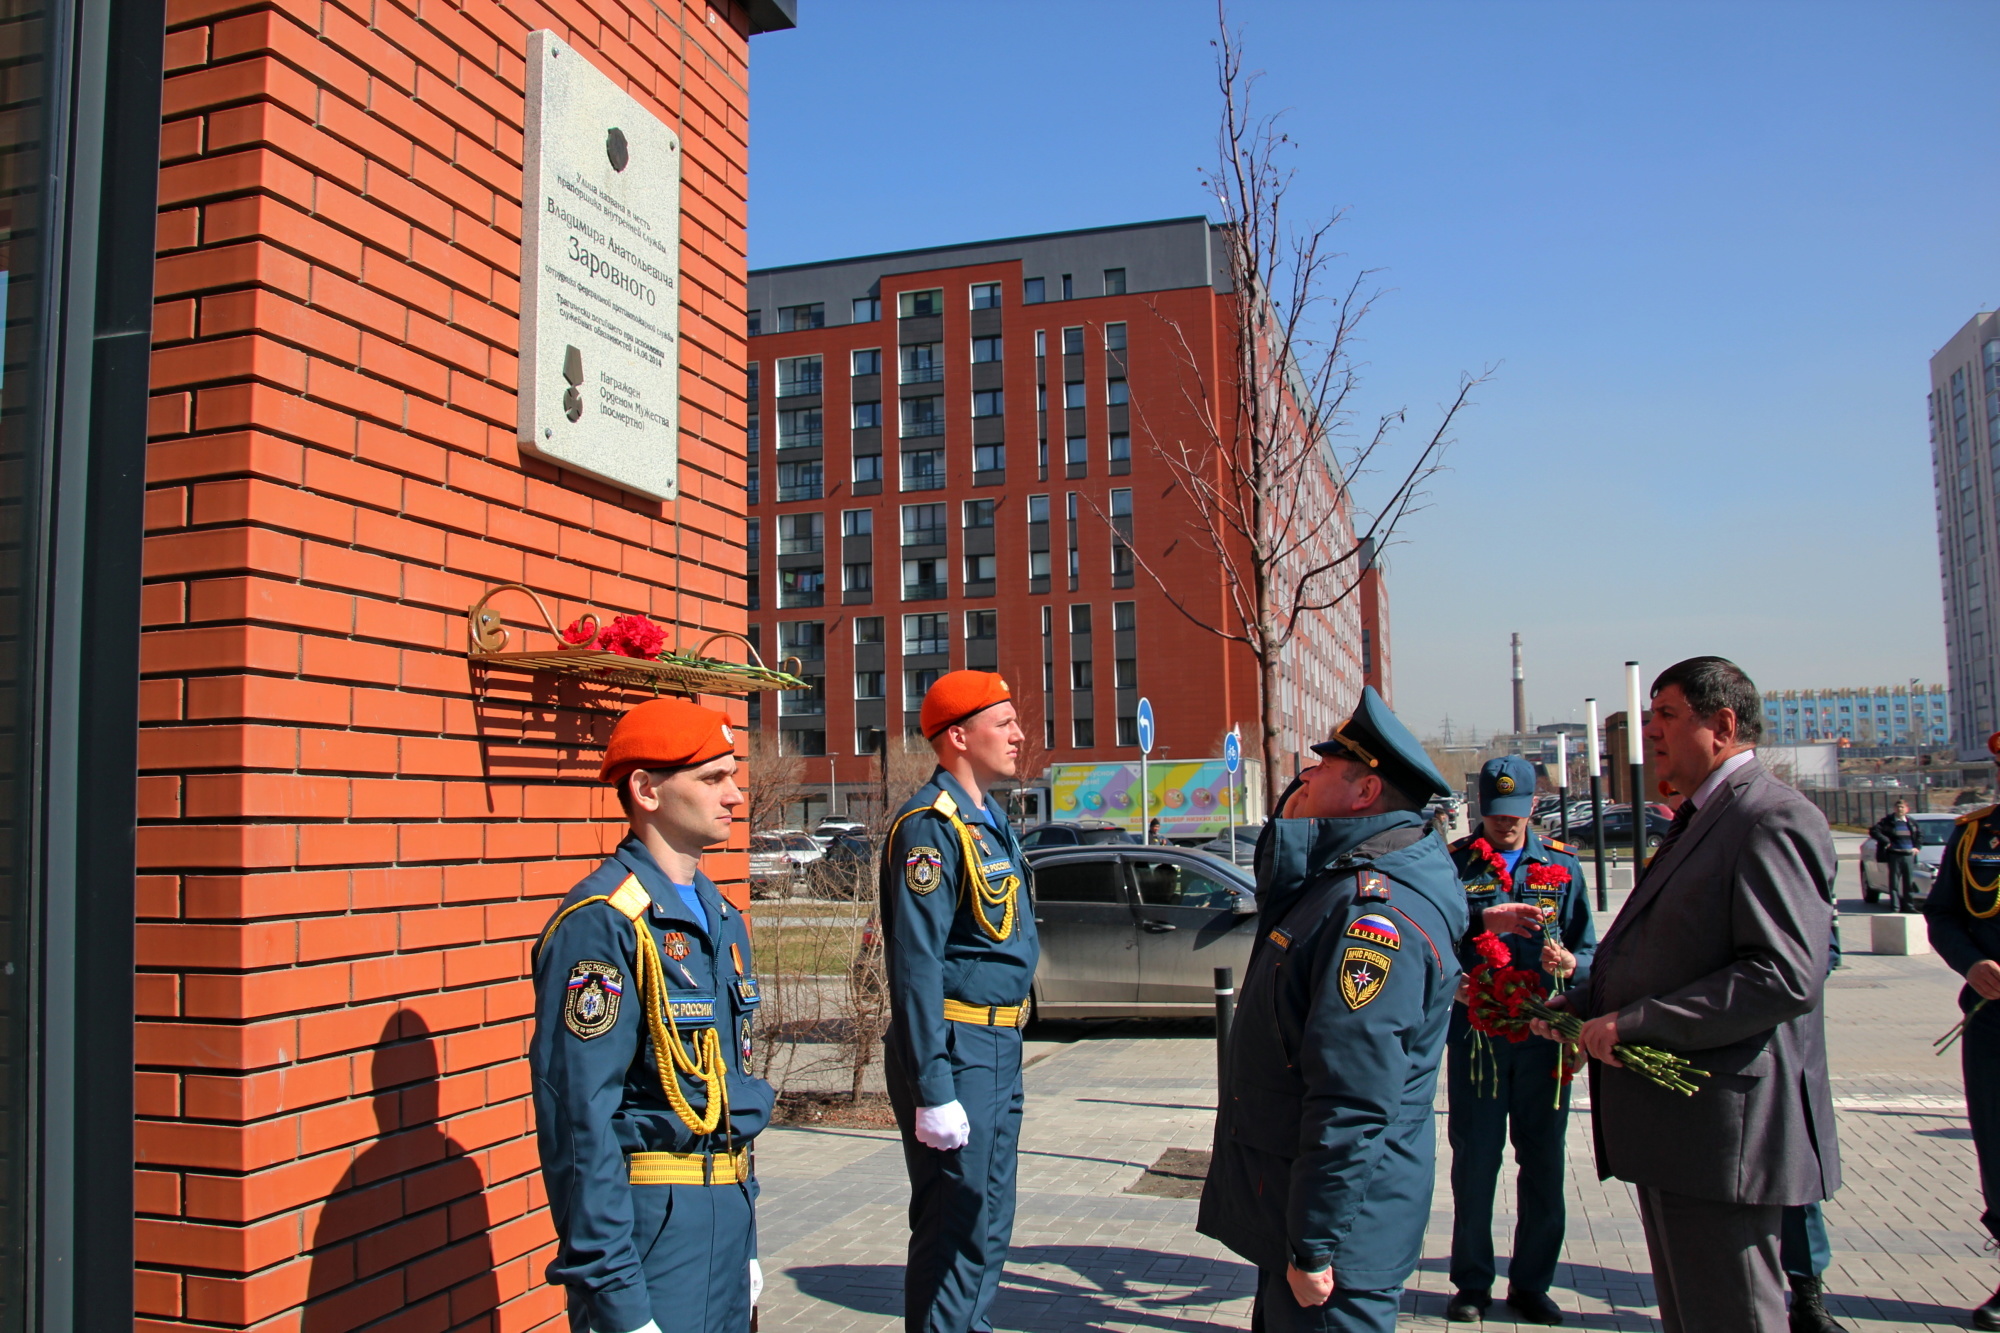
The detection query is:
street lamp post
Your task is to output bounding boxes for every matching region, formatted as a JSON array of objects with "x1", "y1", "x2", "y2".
[
  {"x1": 1587, "y1": 697, "x2": 1606, "y2": 911},
  {"x1": 1556, "y1": 731, "x2": 1570, "y2": 842},
  {"x1": 1626, "y1": 662, "x2": 1645, "y2": 878},
  {"x1": 826, "y1": 752, "x2": 839, "y2": 824}
]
